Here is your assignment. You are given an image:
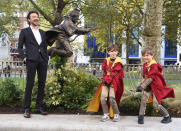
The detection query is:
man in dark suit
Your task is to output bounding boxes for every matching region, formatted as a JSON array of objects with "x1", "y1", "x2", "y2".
[{"x1": 18, "y1": 11, "x2": 53, "y2": 118}]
